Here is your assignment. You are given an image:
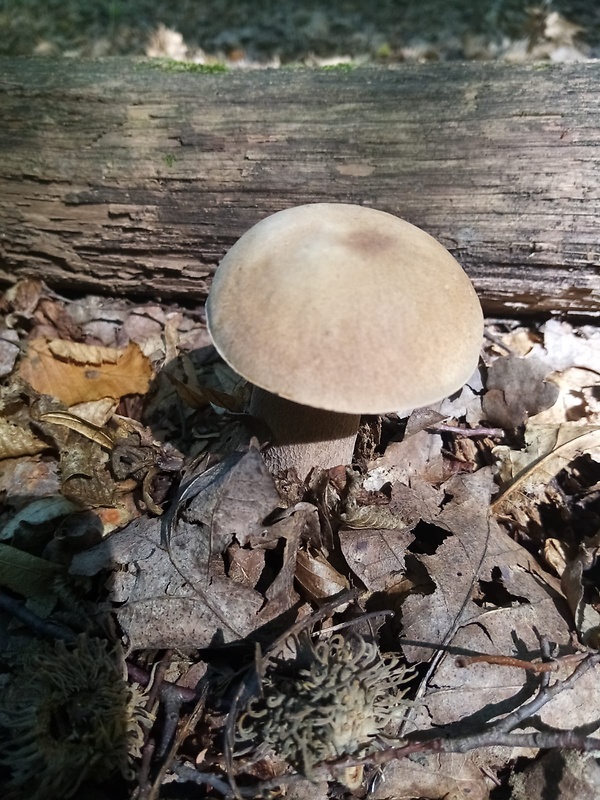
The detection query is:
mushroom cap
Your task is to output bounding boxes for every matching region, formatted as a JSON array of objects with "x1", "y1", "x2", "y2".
[{"x1": 206, "y1": 203, "x2": 483, "y2": 415}]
